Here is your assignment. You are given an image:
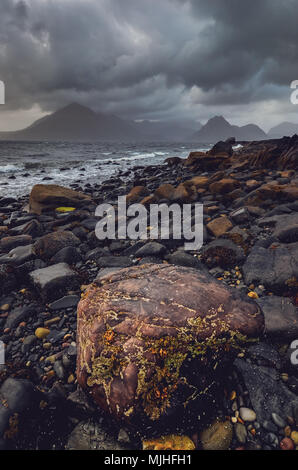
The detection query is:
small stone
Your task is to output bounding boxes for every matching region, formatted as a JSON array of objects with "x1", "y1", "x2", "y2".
[
  {"x1": 0, "y1": 304, "x2": 10, "y2": 312},
  {"x1": 235, "y1": 423, "x2": 247, "y2": 444},
  {"x1": 53, "y1": 360, "x2": 65, "y2": 379},
  {"x1": 143, "y1": 435, "x2": 195, "y2": 451},
  {"x1": 263, "y1": 420, "x2": 278, "y2": 433},
  {"x1": 291, "y1": 431, "x2": 298, "y2": 445},
  {"x1": 284, "y1": 426, "x2": 292, "y2": 437},
  {"x1": 35, "y1": 328, "x2": 50, "y2": 340},
  {"x1": 118, "y1": 429, "x2": 130, "y2": 444},
  {"x1": 247, "y1": 291, "x2": 259, "y2": 299},
  {"x1": 280, "y1": 437, "x2": 295, "y2": 450},
  {"x1": 44, "y1": 317, "x2": 60, "y2": 326},
  {"x1": 239, "y1": 407, "x2": 256, "y2": 422},
  {"x1": 67, "y1": 374, "x2": 75, "y2": 384},
  {"x1": 207, "y1": 215, "x2": 233, "y2": 238},
  {"x1": 272, "y1": 413, "x2": 286, "y2": 428},
  {"x1": 200, "y1": 421, "x2": 233, "y2": 451}
]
